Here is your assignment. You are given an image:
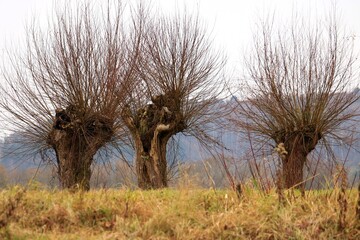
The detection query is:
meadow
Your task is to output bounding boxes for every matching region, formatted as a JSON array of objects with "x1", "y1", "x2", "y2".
[{"x1": 0, "y1": 183, "x2": 359, "y2": 240}]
